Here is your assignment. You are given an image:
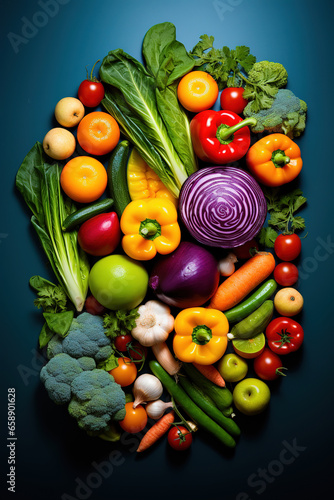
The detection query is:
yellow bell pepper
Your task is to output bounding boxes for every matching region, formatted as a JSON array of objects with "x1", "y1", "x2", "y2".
[
  {"x1": 173, "y1": 308, "x2": 229, "y2": 365},
  {"x1": 120, "y1": 199, "x2": 181, "y2": 261},
  {"x1": 127, "y1": 148, "x2": 178, "y2": 207}
]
